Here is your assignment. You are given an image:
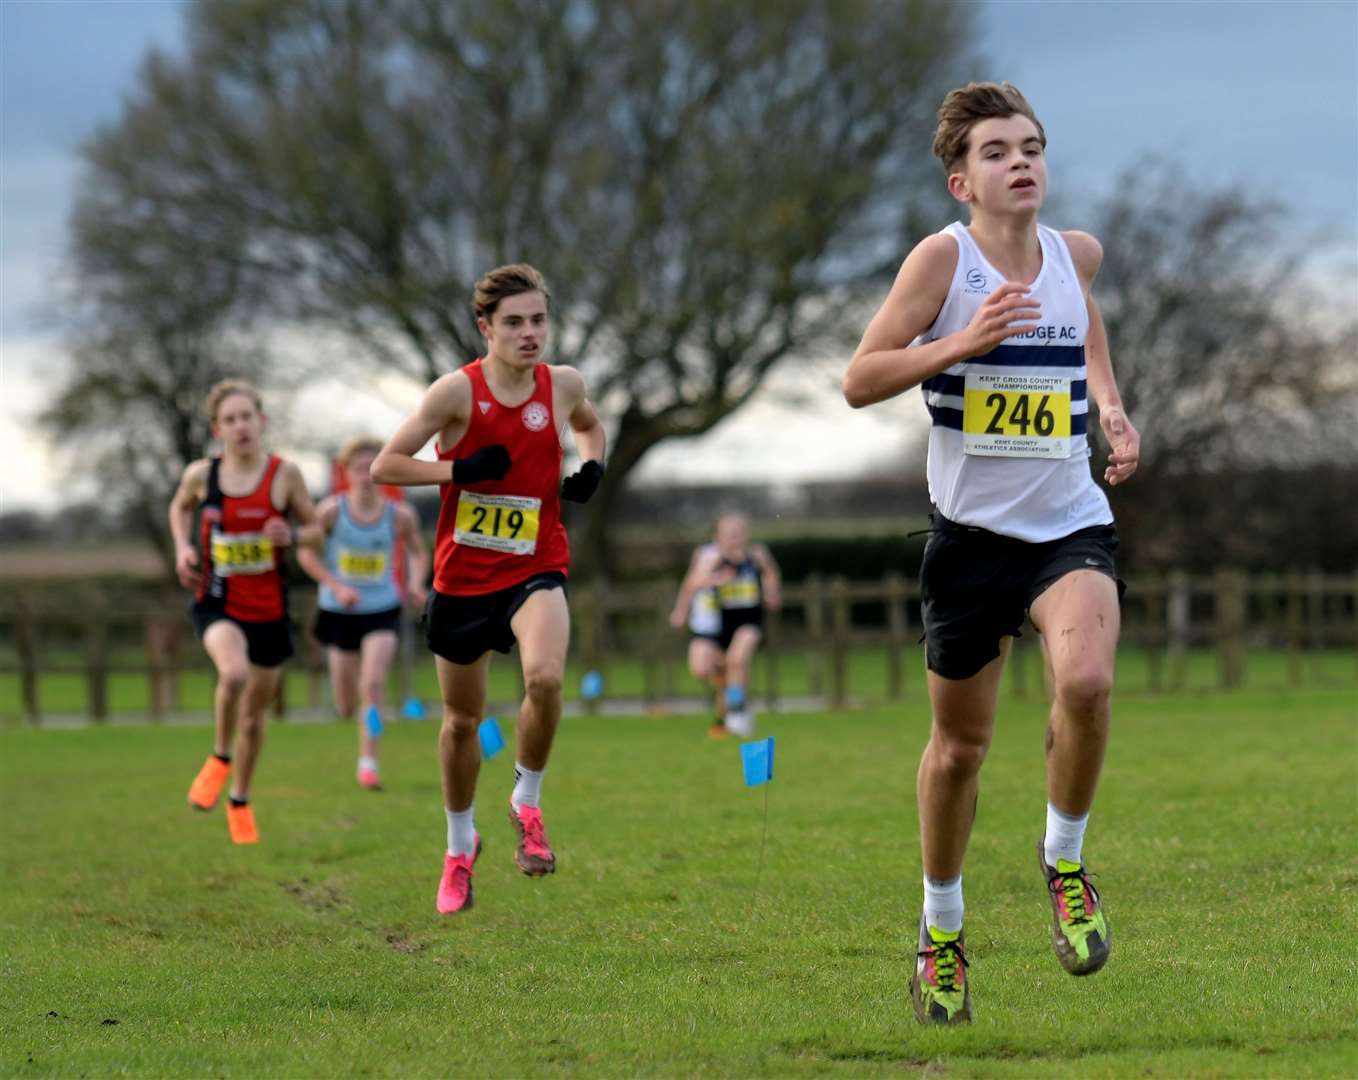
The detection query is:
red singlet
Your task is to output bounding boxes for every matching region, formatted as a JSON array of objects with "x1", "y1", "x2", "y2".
[
  {"x1": 196, "y1": 455, "x2": 288, "y2": 621},
  {"x1": 433, "y1": 359, "x2": 570, "y2": 595}
]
